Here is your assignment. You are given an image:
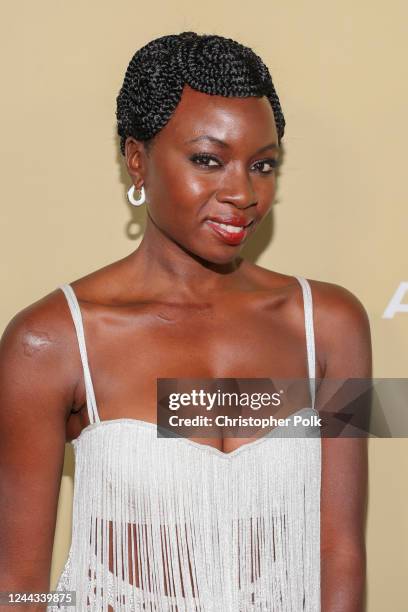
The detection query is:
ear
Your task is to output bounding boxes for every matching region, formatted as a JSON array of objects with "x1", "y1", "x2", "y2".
[{"x1": 125, "y1": 137, "x2": 146, "y2": 186}]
